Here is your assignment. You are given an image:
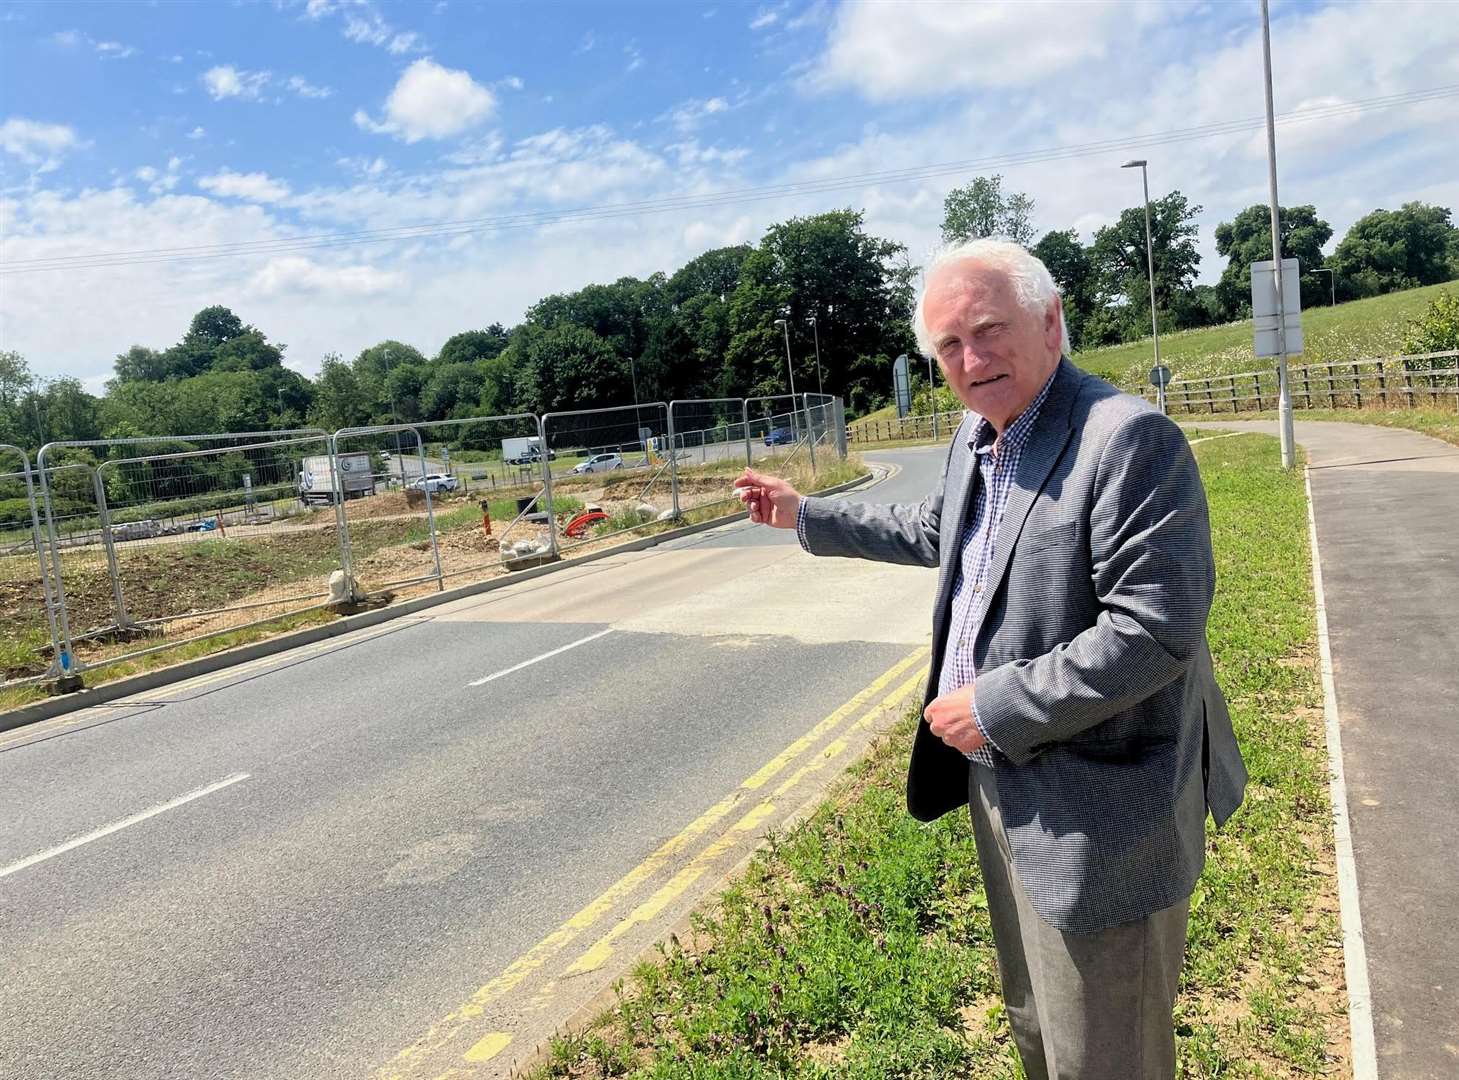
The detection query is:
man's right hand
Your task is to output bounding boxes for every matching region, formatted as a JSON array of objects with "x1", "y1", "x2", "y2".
[{"x1": 732, "y1": 468, "x2": 802, "y2": 530}]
